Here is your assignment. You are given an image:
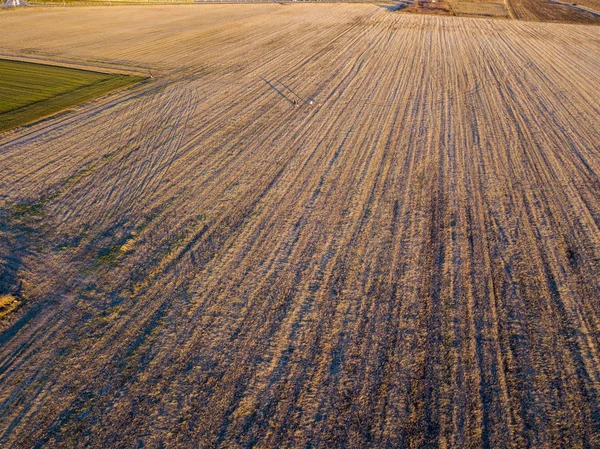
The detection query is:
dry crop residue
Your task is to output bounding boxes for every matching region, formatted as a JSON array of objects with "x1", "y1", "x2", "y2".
[
  {"x1": 508, "y1": 0, "x2": 600, "y2": 21},
  {"x1": 0, "y1": 5, "x2": 599, "y2": 448}
]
